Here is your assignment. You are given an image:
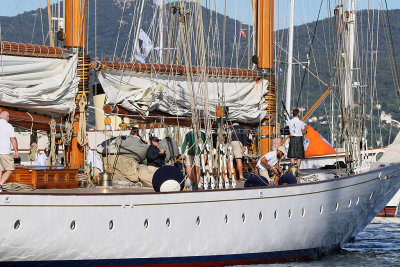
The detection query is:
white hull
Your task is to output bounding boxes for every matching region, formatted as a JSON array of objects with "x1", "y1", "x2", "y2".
[{"x1": 1, "y1": 164, "x2": 400, "y2": 266}]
